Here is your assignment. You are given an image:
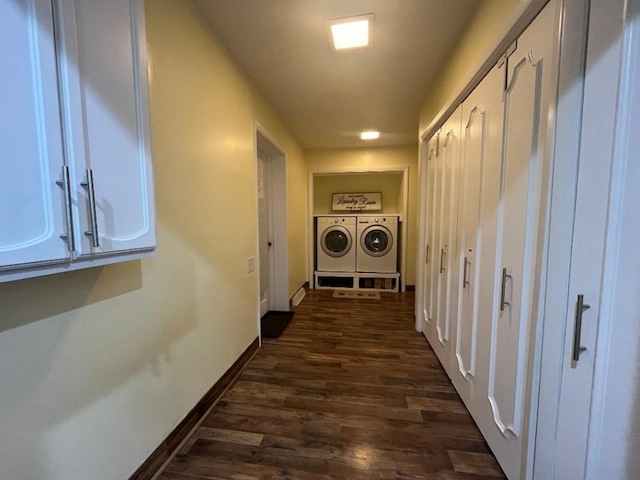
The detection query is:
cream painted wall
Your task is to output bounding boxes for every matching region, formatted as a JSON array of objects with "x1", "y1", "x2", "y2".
[
  {"x1": 306, "y1": 145, "x2": 418, "y2": 285},
  {"x1": 0, "y1": 1, "x2": 306, "y2": 479},
  {"x1": 313, "y1": 173, "x2": 403, "y2": 215},
  {"x1": 418, "y1": 0, "x2": 522, "y2": 135}
]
